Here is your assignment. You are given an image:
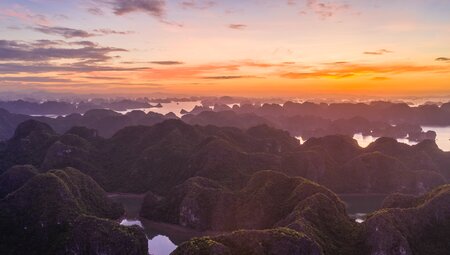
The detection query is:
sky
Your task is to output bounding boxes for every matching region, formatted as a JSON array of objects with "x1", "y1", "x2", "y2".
[{"x1": 0, "y1": 0, "x2": 449, "y2": 98}]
